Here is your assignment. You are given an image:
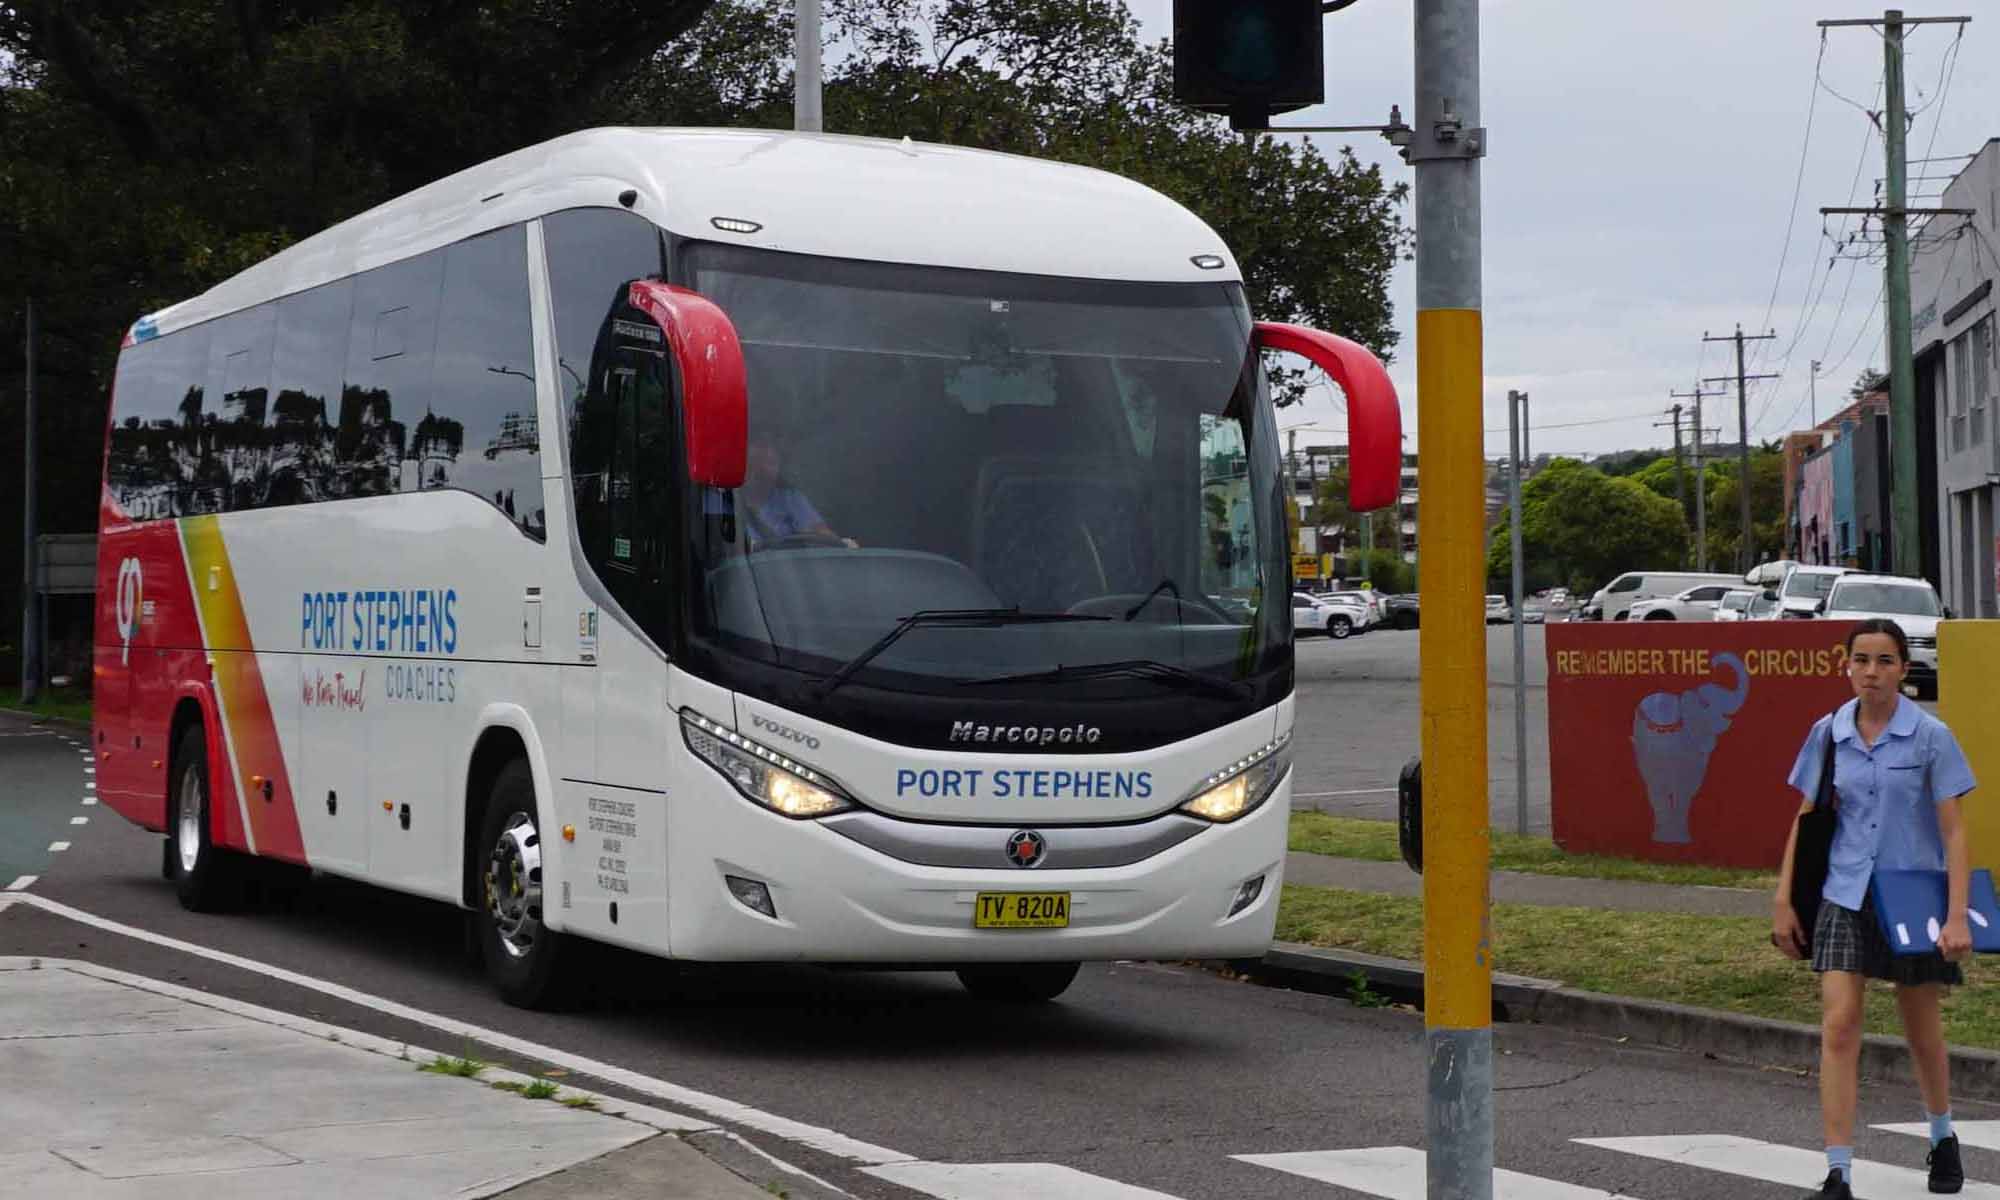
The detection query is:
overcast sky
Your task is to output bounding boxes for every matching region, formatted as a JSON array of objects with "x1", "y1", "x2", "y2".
[{"x1": 1124, "y1": 1, "x2": 1996, "y2": 462}]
